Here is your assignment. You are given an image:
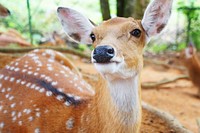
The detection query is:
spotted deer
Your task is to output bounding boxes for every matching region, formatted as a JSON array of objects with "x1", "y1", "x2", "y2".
[
  {"x1": 0, "y1": 0, "x2": 173, "y2": 132},
  {"x1": 0, "y1": 4, "x2": 10, "y2": 17},
  {"x1": 177, "y1": 43, "x2": 200, "y2": 97}
]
